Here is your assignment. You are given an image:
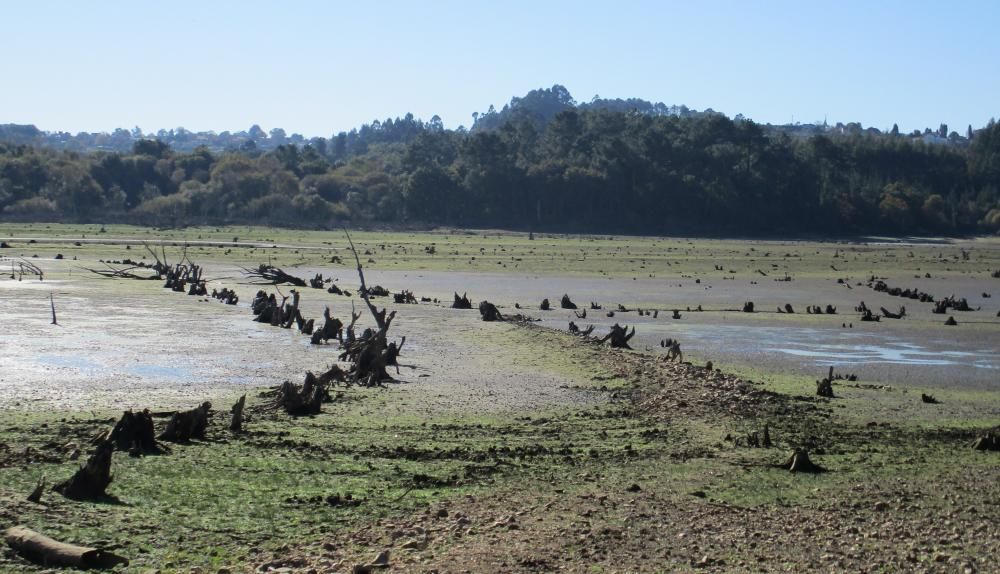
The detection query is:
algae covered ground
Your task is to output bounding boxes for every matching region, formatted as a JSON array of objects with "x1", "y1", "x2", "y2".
[{"x1": 0, "y1": 224, "x2": 998, "y2": 573}]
